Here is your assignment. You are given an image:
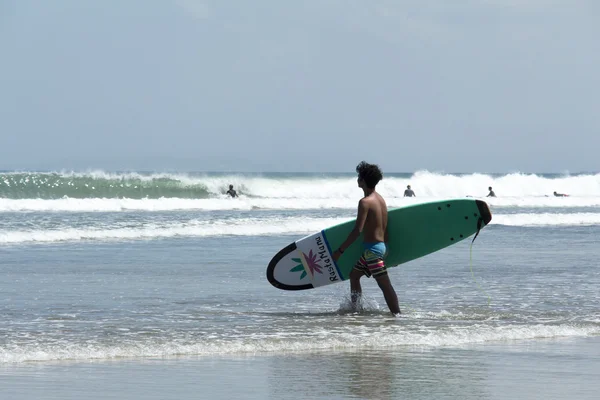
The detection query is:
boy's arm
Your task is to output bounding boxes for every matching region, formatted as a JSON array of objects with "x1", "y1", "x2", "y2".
[{"x1": 333, "y1": 199, "x2": 368, "y2": 260}]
